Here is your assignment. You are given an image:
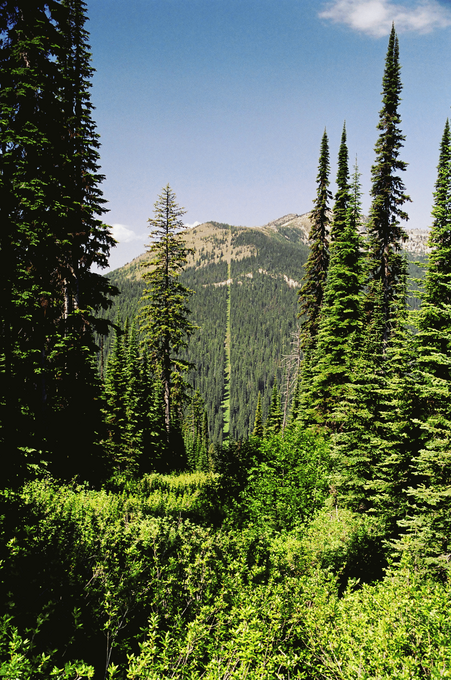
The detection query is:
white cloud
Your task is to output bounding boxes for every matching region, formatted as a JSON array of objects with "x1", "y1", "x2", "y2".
[
  {"x1": 319, "y1": 0, "x2": 451, "y2": 37},
  {"x1": 110, "y1": 223, "x2": 144, "y2": 243},
  {"x1": 184, "y1": 221, "x2": 202, "y2": 229}
]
